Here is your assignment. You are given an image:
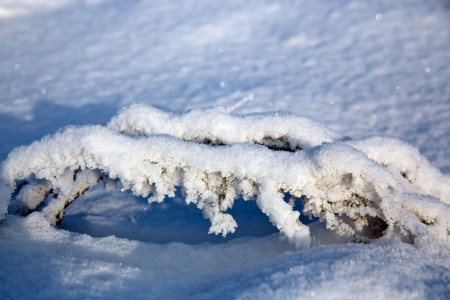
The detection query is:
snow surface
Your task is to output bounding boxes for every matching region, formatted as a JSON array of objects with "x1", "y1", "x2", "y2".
[
  {"x1": 1, "y1": 212, "x2": 449, "y2": 299},
  {"x1": 1, "y1": 0, "x2": 450, "y2": 299}
]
